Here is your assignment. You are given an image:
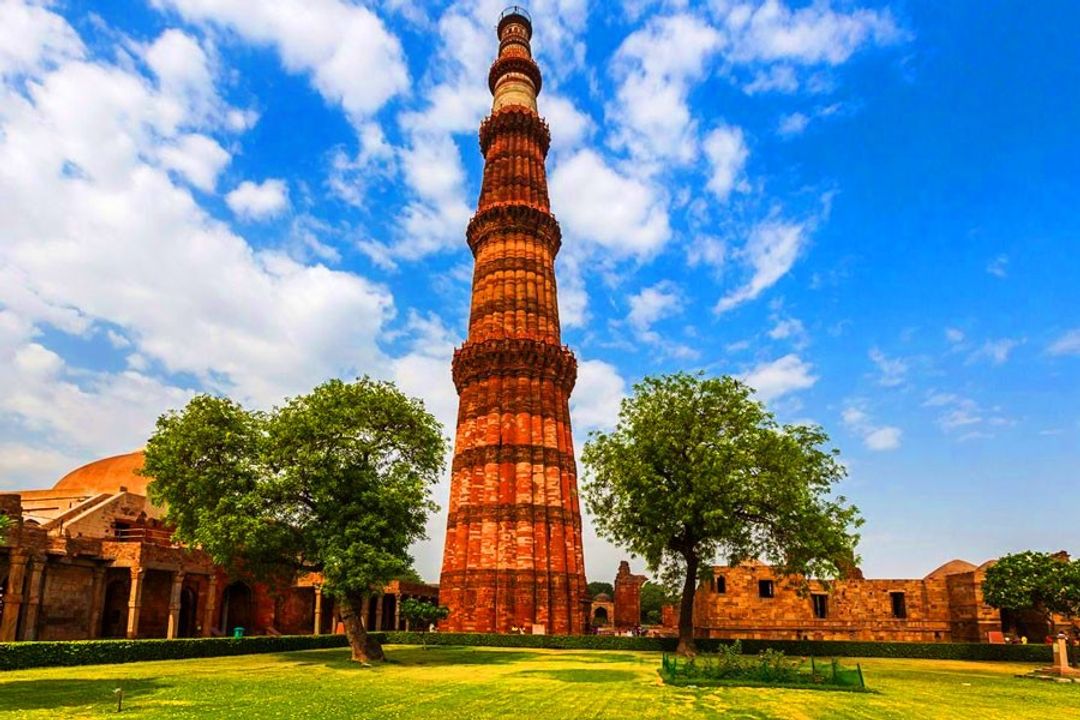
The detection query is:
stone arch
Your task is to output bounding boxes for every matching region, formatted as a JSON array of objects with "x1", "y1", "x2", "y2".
[
  {"x1": 220, "y1": 581, "x2": 254, "y2": 635},
  {"x1": 100, "y1": 577, "x2": 130, "y2": 638},
  {"x1": 178, "y1": 585, "x2": 198, "y2": 638},
  {"x1": 593, "y1": 606, "x2": 609, "y2": 624}
]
